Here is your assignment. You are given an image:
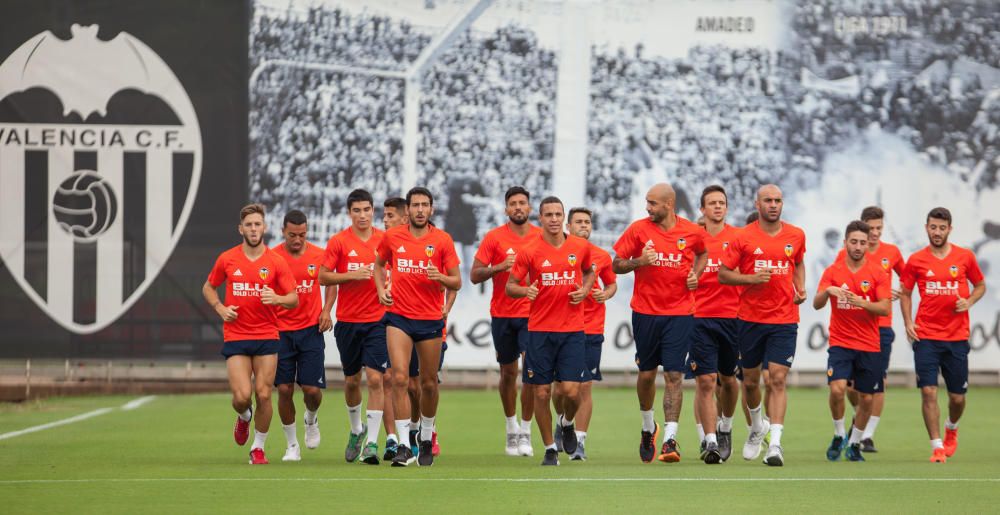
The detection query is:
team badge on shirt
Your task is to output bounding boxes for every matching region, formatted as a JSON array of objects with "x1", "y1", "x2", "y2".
[
  {"x1": 307, "y1": 264, "x2": 317, "y2": 277},
  {"x1": 568, "y1": 254, "x2": 577, "y2": 266},
  {"x1": 425, "y1": 245, "x2": 435, "y2": 258},
  {"x1": 722, "y1": 242, "x2": 729, "y2": 249},
  {"x1": 677, "y1": 238, "x2": 686, "y2": 250},
  {"x1": 784, "y1": 244, "x2": 794, "y2": 257},
  {"x1": 259, "y1": 267, "x2": 269, "y2": 281},
  {"x1": 881, "y1": 257, "x2": 890, "y2": 270},
  {"x1": 860, "y1": 280, "x2": 871, "y2": 293},
  {"x1": 949, "y1": 265, "x2": 958, "y2": 278}
]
